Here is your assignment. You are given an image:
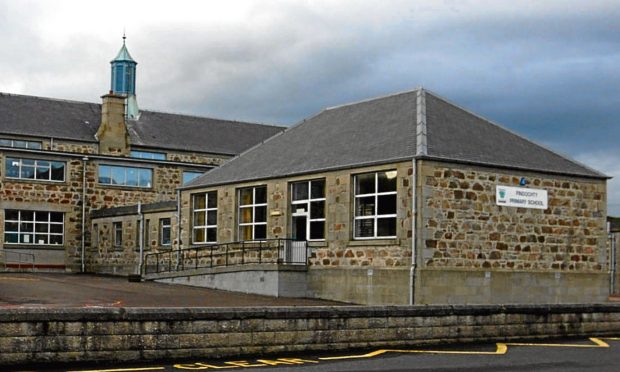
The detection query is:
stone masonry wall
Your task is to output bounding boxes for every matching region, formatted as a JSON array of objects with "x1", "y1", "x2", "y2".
[
  {"x1": 419, "y1": 160, "x2": 608, "y2": 272},
  {"x1": 1, "y1": 304, "x2": 620, "y2": 365}
]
